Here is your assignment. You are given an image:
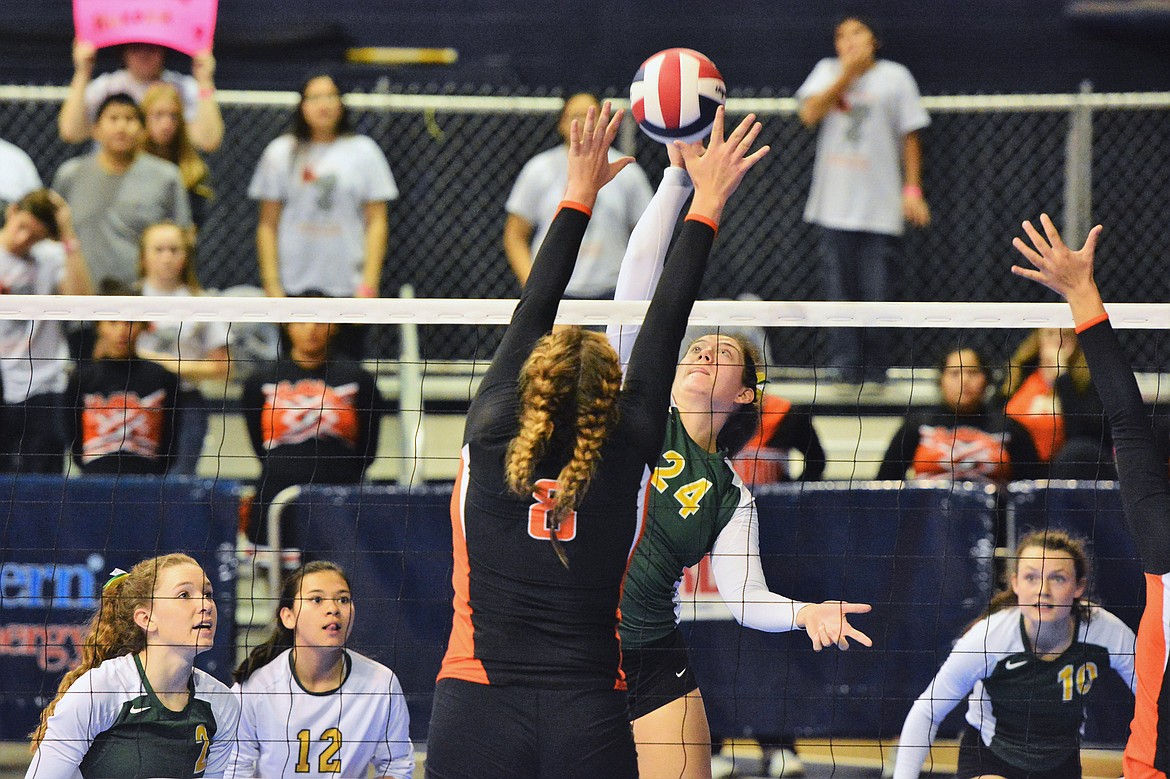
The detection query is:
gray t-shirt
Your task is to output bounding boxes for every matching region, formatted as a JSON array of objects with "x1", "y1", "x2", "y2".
[
  {"x1": 797, "y1": 58, "x2": 930, "y2": 236},
  {"x1": 506, "y1": 145, "x2": 653, "y2": 298},
  {"x1": 52, "y1": 153, "x2": 192, "y2": 287},
  {"x1": 248, "y1": 134, "x2": 398, "y2": 297},
  {"x1": 0, "y1": 241, "x2": 68, "y2": 402}
]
